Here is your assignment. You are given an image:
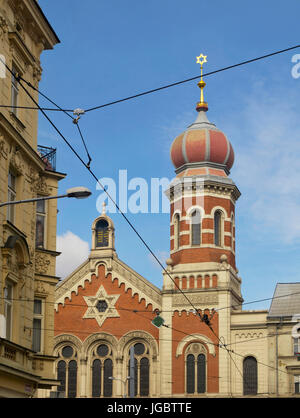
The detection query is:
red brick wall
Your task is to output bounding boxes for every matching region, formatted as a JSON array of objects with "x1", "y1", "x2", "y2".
[
  {"x1": 55, "y1": 264, "x2": 159, "y2": 343},
  {"x1": 172, "y1": 310, "x2": 219, "y2": 394}
]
